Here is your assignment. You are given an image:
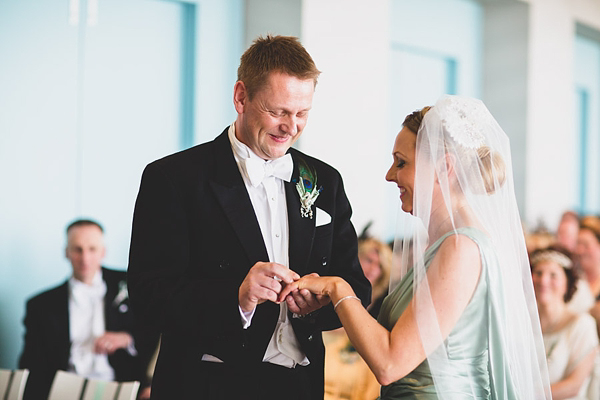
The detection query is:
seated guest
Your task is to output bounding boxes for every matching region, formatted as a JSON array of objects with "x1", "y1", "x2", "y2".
[
  {"x1": 19, "y1": 219, "x2": 158, "y2": 400},
  {"x1": 357, "y1": 228, "x2": 392, "y2": 318},
  {"x1": 581, "y1": 215, "x2": 600, "y2": 233},
  {"x1": 323, "y1": 233, "x2": 392, "y2": 400},
  {"x1": 555, "y1": 212, "x2": 594, "y2": 315},
  {"x1": 531, "y1": 245, "x2": 599, "y2": 399},
  {"x1": 525, "y1": 227, "x2": 555, "y2": 255},
  {"x1": 557, "y1": 211, "x2": 580, "y2": 253},
  {"x1": 577, "y1": 217, "x2": 600, "y2": 334}
]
